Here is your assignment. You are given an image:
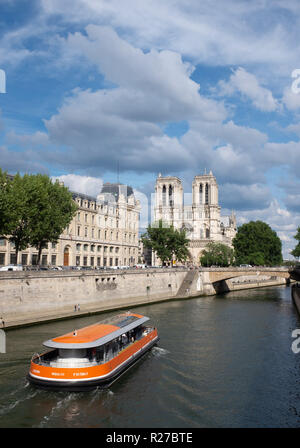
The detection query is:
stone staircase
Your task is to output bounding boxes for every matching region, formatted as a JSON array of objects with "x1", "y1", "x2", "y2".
[{"x1": 176, "y1": 269, "x2": 198, "y2": 298}]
